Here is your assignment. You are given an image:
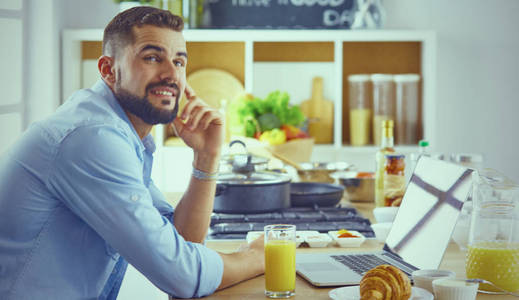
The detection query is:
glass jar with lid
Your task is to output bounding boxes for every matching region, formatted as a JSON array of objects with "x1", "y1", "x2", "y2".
[
  {"x1": 371, "y1": 74, "x2": 395, "y2": 146},
  {"x1": 394, "y1": 74, "x2": 420, "y2": 145},
  {"x1": 383, "y1": 154, "x2": 405, "y2": 207},
  {"x1": 466, "y1": 170, "x2": 519, "y2": 293},
  {"x1": 348, "y1": 74, "x2": 371, "y2": 146}
]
